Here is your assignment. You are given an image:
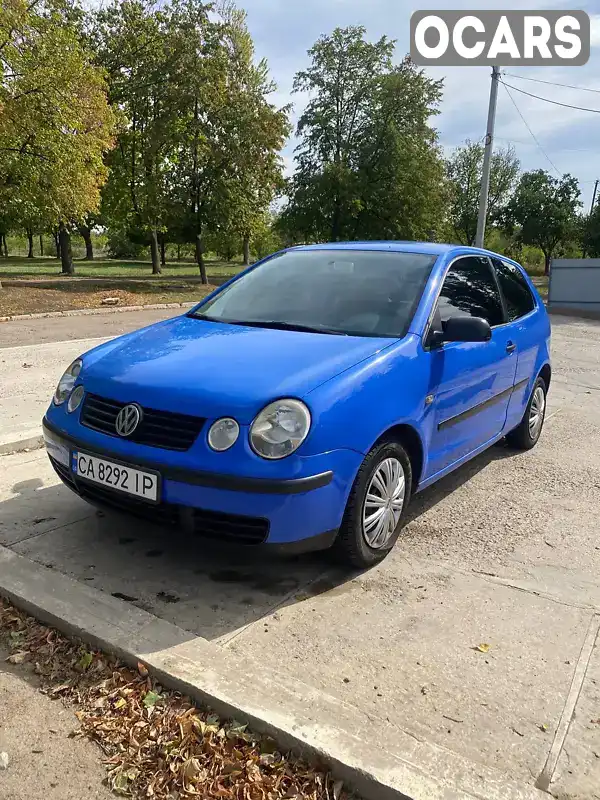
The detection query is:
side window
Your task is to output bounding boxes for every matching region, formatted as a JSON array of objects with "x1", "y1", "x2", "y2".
[
  {"x1": 491, "y1": 258, "x2": 536, "y2": 321},
  {"x1": 437, "y1": 256, "x2": 505, "y2": 328}
]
